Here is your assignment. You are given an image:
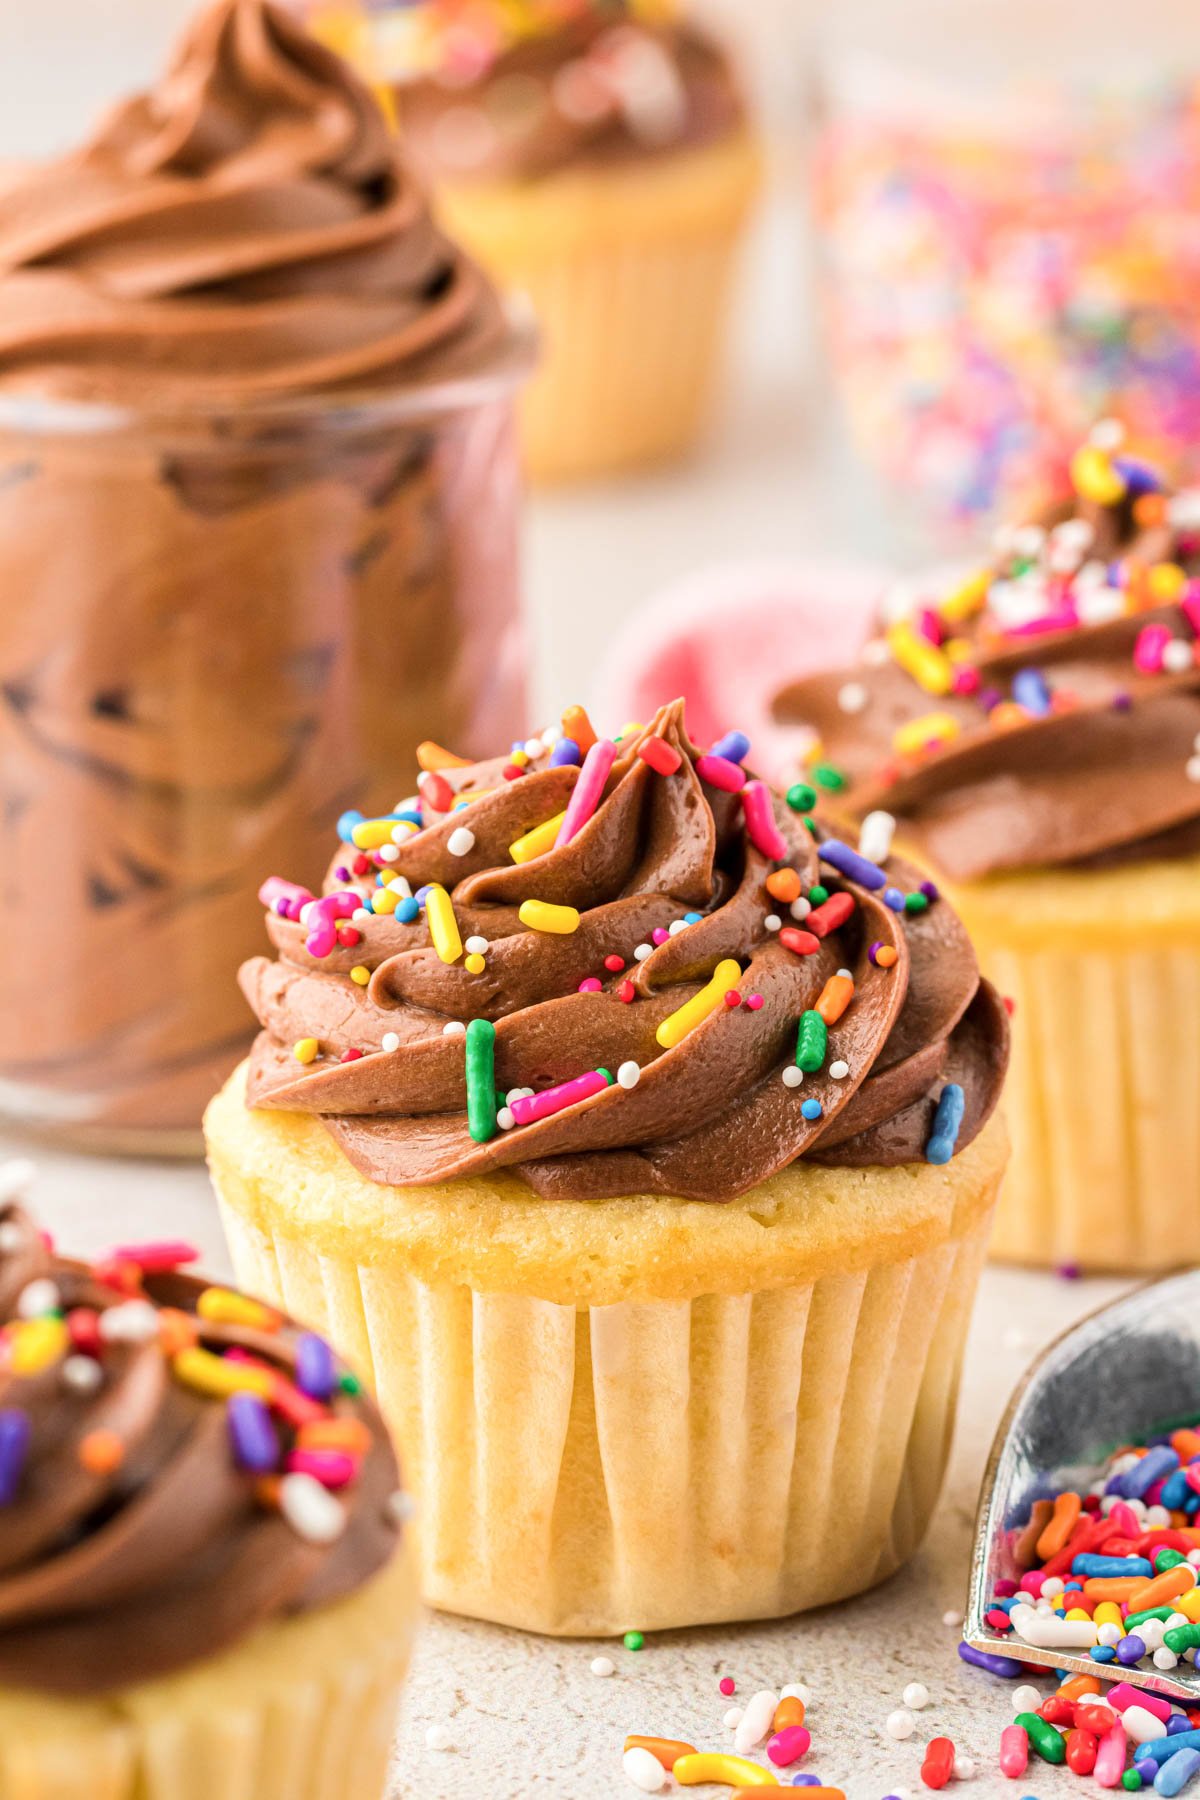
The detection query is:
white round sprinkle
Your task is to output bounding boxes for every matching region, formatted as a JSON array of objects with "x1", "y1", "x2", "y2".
[
  {"x1": 523, "y1": 737, "x2": 546, "y2": 760},
  {"x1": 838, "y1": 681, "x2": 868, "y2": 714},
  {"x1": 377, "y1": 843, "x2": 400, "y2": 863},
  {"x1": 280, "y1": 1472, "x2": 346, "y2": 1545},
  {"x1": 1041, "y1": 1575, "x2": 1064, "y2": 1597},
  {"x1": 381, "y1": 1032, "x2": 400, "y2": 1054},
  {"x1": 1164, "y1": 639, "x2": 1194, "y2": 673},
  {"x1": 542, "y1": 725, "x2": 563, "y2": 748},
  {"x1": 617, "y1": 1062, "x2": 641, "y2": 1090},
  {"x1": 622, "y1": 1746, "x2": 665, "y2": 1793},
  {"x1": 447, "y1": 827, "x2": 475, "y2": 857},
  {"x1": 465, "y1": 935, "x2": 489, "y2": 955},
  {"x1": 0, "y1": 1159, "x2": 36, "y2": 1204},
  {"x1": 1011, "y1": 1685, "x2": 1042, "y2": 1715},
  {"x1": 506, "y1": 1088, "x2": 533, "y2": 1105},
  {"x1": 668, "y1": 919, "x2": 688, "y2": 936},
  {"x1": 1013, "y1": 524, "x2": 1046, "y2": 557},
  {"x1": 764, "y1": 914, "x2": 782, "y2": 932},
  {"x1": 98, "y1": 1300, "x2": 160, "y2": 1344},
  {"x1": 1168, "y1": 1610, "x2": 1190, "y2": 1629},
  {"x1": 1090, "y1": 416, "x2": 1126, "y2": 451},
  {"x1": 0, "y1": 1222, "x2": 23, "y2": 1254},
  {"x1": 633, "y1": 943, "x2": 653, "y2": 962},
  {"x1": 789, "y1": 897, "x2": 811, "y2": 921},
  {"x1": 780, "y1": 1684, "x2": 809, "y2": 1704},
  {"x1": 1097, "y1": 1621, "x2": 1121, "y2": 1647},
  {"x1": 862, "y1": 637, "x2": 890, "y2": 666},
  {"x1": 942, "y1": 1609, "x2": 963, "y2": 1628},
  {"x1": 782, "y1": 1066, "x2": 804, "y2": 1089},
  {"x1": 723, "y1": 1708, "x2": 743, "y2": 1730},
  {"x1": 298, "y1": 900, "x2": 317, "y2": 924},
  {"x1": 425, "y1": 1725, "x2": 452, "y2": 1752},
  {"x1": 1154, "y1": 1646, "x2": 1180, "y2": 1669},
  {"x1": 17, "y1": 1279, "x2": 59, "y2": 1319},
  {"x1": 886, "y1": 1710, "x2": 915, "y2": 1741},
  {"x1": 387, "y1": 1489, "x2": 416, "y2": 1525},
  {"x1": 953, "y1": 1755, "x2": 976, "y2": 1779},
  {"x1": 1186, "y1": 755, "x2": 1200, "y2": 784},
  {"x1": 395, "y1": 796, "x2": 420, "y2": 814},
  {"x1": 902, "y1": 1682, "x2": 930, "y2": 1711},
  {"x1": 1145, "y1": 1504, "x2": 1172, "y2": 1530},
  {"x1": 62, "y1": 1354, "x2": 103, "y2": 1393},
  {"x1": 497, "y1": 1107, "x2": 515, "y2": 1131},
  {"x1": 352, "y1": 908, "x2": 373, "y2": 925},
  {"x1": 443, "y1": 1021, "x2": 466, "y2": 1038},
  {"x1": 590, "y1": 1655, "x2": 615, "y2": 1677},
  {"x1": 829, "y1": 1059, "x2": 850, "y2": 1080}
]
